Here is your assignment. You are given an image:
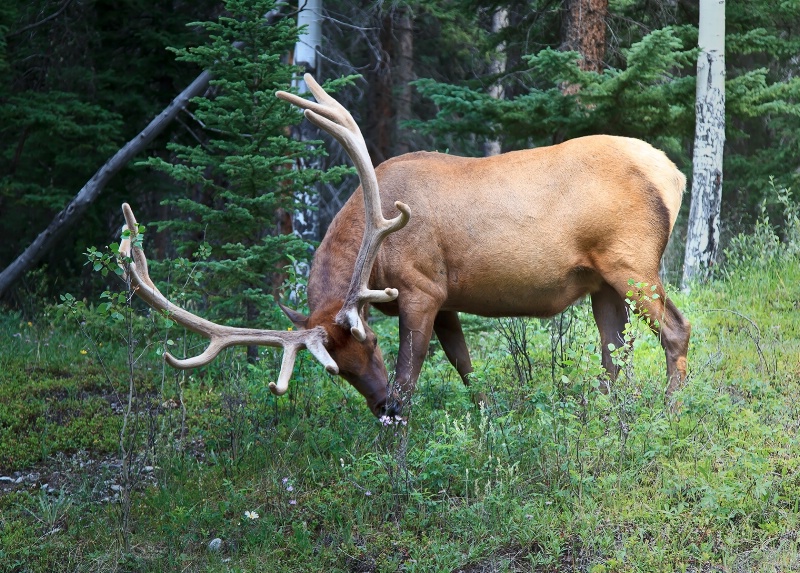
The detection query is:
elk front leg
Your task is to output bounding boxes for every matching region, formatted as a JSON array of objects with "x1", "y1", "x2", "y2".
[
  {"x1": 433, "y1": 311, "x2": 474, "y2": 385},
  {"x1": 433, "y1": 311, "x2": 487, "y2": 407},
  {"x1": 390, "y1": 304, "x2": 439, "y2": 415}
]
